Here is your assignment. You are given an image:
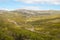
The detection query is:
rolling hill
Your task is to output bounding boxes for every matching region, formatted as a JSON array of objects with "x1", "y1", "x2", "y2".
[{"x1": 0, "y1": 9, "x2": 60, "y2": 40}]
